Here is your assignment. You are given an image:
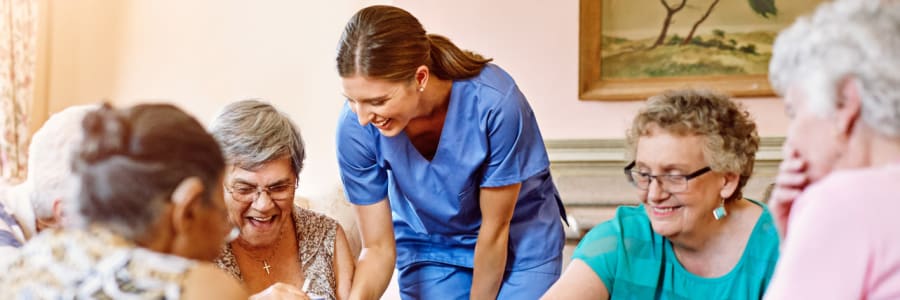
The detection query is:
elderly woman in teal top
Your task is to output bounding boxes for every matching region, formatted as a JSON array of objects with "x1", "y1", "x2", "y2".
[{"x1": 543, "y1": 89, "x2": 780, "y2": 299}]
